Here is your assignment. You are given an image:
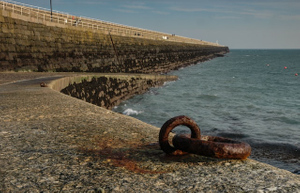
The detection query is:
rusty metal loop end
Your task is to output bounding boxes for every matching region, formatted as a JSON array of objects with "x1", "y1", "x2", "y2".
[
  {"x1": 173, "y1": 135, "x2": 251, "y2": 160},
  {"x1": 159, "y1": 115, "x2": 201, "y2": 155}
]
